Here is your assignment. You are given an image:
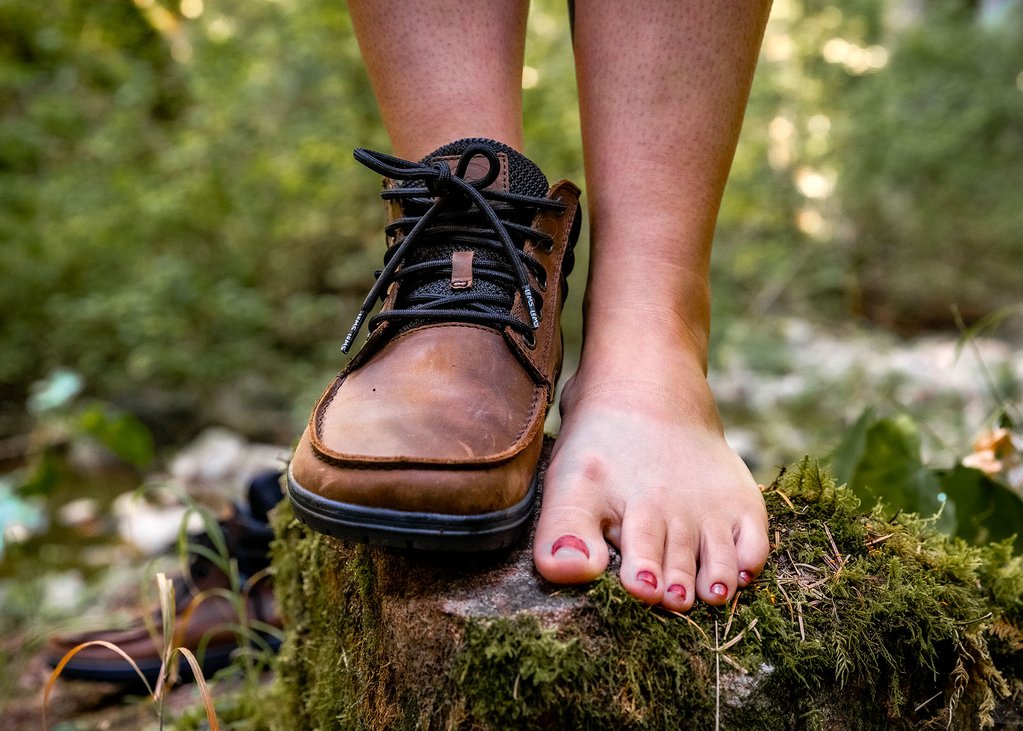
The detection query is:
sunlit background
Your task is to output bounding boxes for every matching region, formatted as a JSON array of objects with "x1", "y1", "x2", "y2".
[{"x1": 1, "y1": 0, "x2": 1022, "y2": 723}]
